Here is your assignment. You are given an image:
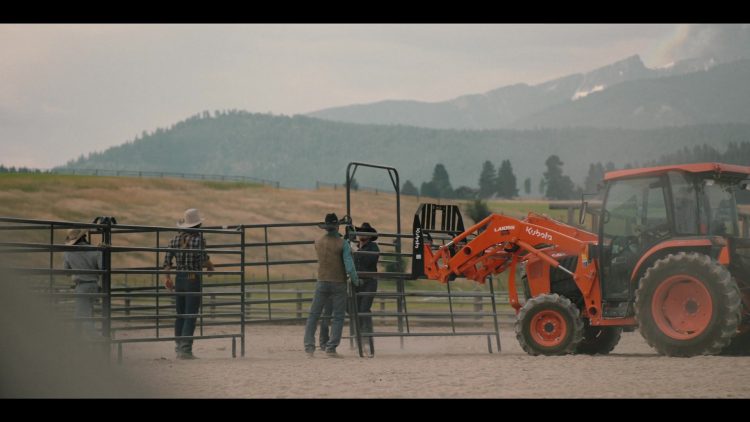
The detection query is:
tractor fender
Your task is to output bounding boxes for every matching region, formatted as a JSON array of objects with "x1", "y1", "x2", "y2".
[{"x1": 629, "y1": 239, "x2": 713, "y2": 283}]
